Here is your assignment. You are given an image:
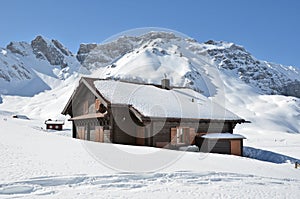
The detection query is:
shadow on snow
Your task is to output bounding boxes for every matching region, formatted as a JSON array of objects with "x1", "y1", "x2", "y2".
[{"x1": 243, "y1": 146, "x2": 300, "y2": 164}]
